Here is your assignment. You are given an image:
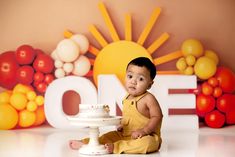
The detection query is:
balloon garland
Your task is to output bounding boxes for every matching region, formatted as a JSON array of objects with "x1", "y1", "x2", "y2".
[{"x1": 176, "y1": 39, "x2": 235, "y2": 128}]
